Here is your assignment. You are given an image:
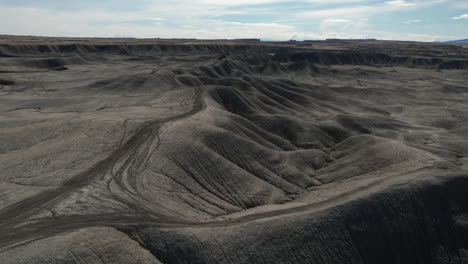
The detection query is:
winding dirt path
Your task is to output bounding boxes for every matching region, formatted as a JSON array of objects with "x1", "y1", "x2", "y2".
[{"x1": 0, "y1": 86, "x2": 205, "y2": 248}]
